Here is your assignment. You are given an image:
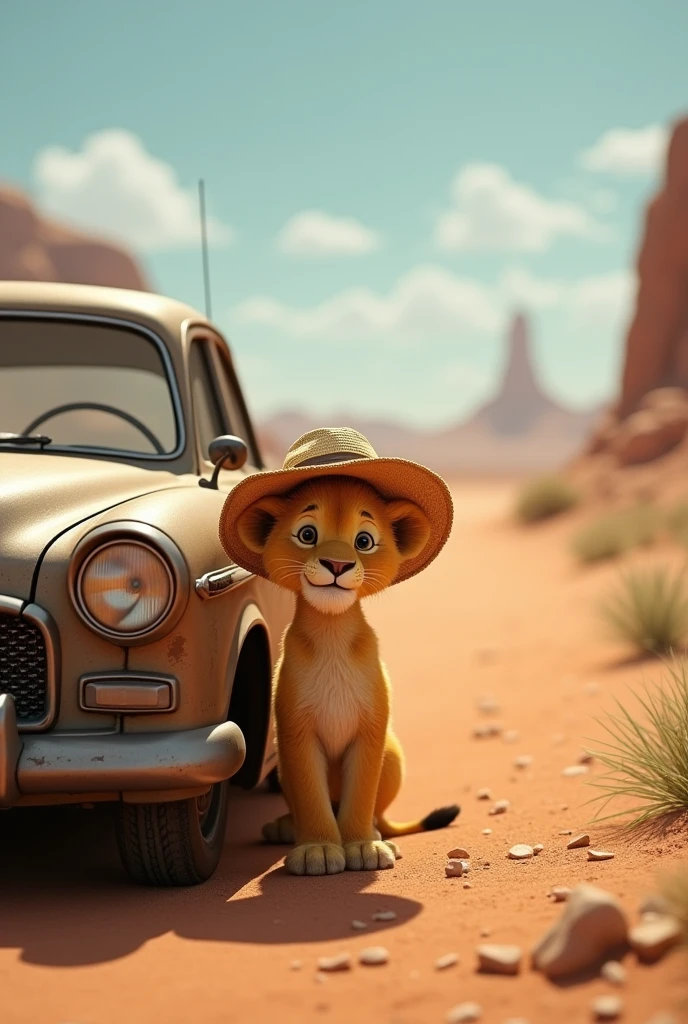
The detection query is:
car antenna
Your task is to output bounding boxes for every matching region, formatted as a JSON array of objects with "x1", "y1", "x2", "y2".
[{"x1": 198, "y1": 178, "x2": 213, "y2": 320}]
